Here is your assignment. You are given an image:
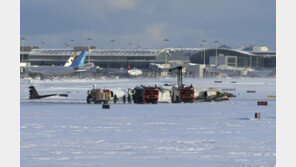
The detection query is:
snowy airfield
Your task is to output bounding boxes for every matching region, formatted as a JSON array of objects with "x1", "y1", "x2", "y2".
[{"x1": 20, "y1": 77, "x2": 276, "y2": 167}]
